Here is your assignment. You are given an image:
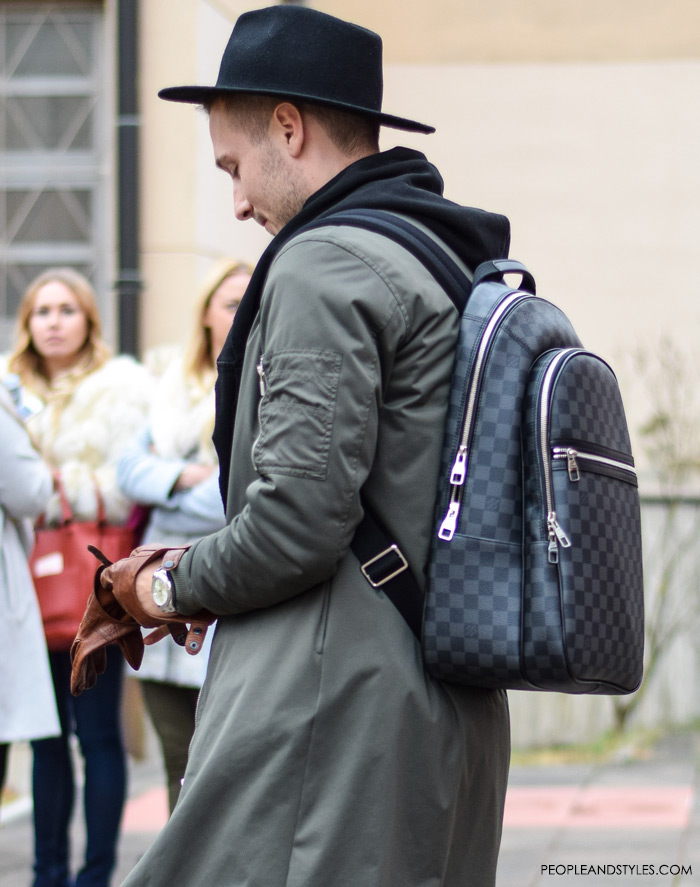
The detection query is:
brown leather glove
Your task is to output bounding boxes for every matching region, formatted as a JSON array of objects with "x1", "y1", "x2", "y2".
[
  {"x1": 69, "y1": 558, "x2": 145, "y2": 695},
  {"x1": 70, "y1": 544, "x2": 216, "y2": 696},
  {"x1": 102, "y1": 544, "x2": 215, "y2": 648}
]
